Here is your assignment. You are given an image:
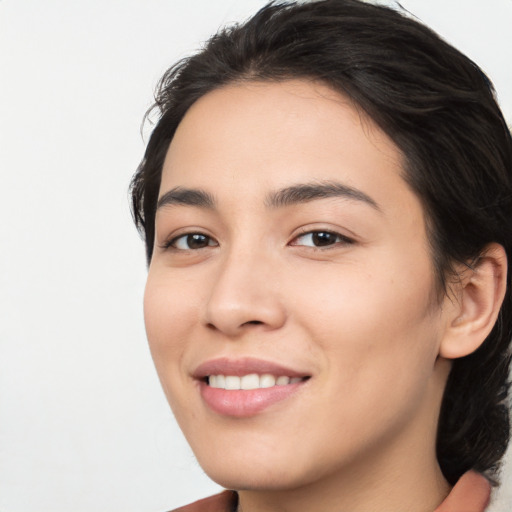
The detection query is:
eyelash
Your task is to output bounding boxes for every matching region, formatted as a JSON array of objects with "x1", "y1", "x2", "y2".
[
  {"x1": 161, "y1": 229, "x2": 354, "y2": 251},
  {"x1": 291, "y1": 229, "x2": 354, "y2": 249},
  {"x1": 161, "y1": 233, "x2": 218, "y2": 251}
]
